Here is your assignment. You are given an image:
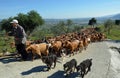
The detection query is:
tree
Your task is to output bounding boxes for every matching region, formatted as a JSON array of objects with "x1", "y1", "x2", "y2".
[
  {"x1": 88, "y1": 18, "x2": 97, "y2": 28},
  {"x1": 0, "y1": 17, "x2": 13, "y2": 32},
  {"x1": 31, "y1": 26, "x2": 53, "y2": 39},
  {"x1": 94, "y1": 27, "x2": 101, "y2": 32},
  {"x1": 66, "y1": 19, "x2": 73, "y2": 26},
  {"x1": 0, "y1": 10, "x2": 44, "y2": 34},
  {"x1": 115, "y1": 20, "x2": 120, "y2": 25},
  {"x1": 50, "y1": 21, "x2": 67, "y2": 36},
  {"x1": 58, "y1": 21, "x2": 65, "y2": 26},
  {"x1": 14, "y1": 13, "x2": 29, "y2": 31},
  {"x1": 27, "y1": 10, "x2": 44, "y2": 32},
  {"x1": 66, "y1": 19, "x2": 73, "y2": 33},
  {"x1": 104, "y1": 19, "x2": 114, "y2": 34},
  {"x1": 72, "y1": 26, "x2": 83, "y2": 32}
]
